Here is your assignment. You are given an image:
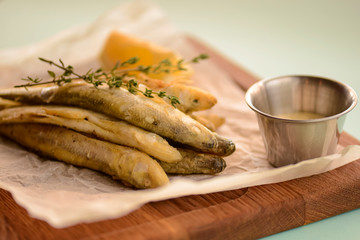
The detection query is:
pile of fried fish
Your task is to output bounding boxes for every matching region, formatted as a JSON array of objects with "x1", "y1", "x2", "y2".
[{"x1": 0, "y1": 32, "x2": 235, "y2": 189}]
